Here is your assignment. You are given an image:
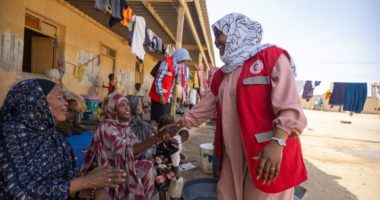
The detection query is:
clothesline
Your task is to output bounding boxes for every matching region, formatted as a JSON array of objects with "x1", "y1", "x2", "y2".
[{"x1": 94, "y1": 0, "x2": 174, "y2": 62}]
